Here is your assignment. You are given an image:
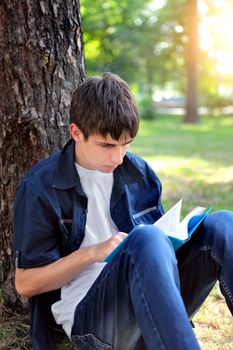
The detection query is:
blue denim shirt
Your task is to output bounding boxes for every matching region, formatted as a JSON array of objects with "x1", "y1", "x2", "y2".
[{"x1": 13, "y1": 139, "x2": 164, "y2": 349}]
